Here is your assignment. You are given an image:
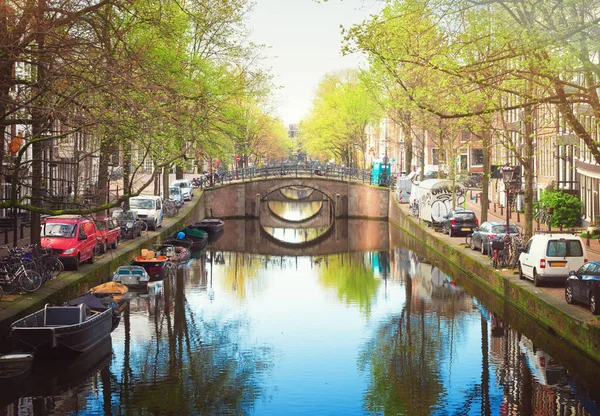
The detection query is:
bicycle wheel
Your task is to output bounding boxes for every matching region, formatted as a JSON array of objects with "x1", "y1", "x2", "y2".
[
  {"x1": 18, "y1": 269, "x2": 43, "y2": 292},
  {"x1": 47, "y1": 256, "x2": 64, "y2": 279},
  {"x1": 492, "y1": 251, "x2": 499, "y2": 269}
]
